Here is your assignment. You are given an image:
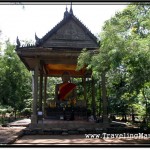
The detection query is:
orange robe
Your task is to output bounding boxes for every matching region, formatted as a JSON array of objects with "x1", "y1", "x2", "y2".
[{"x1": 58, "y1": 82, "x2": 76, "y2": 101}]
